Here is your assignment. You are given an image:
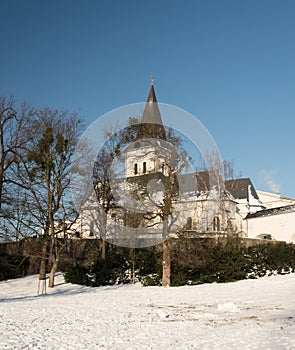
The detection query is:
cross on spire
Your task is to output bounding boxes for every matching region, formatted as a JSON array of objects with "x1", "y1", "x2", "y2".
[{"x1": 151, "y1": 75, "x2": 154, "y2": 86}]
